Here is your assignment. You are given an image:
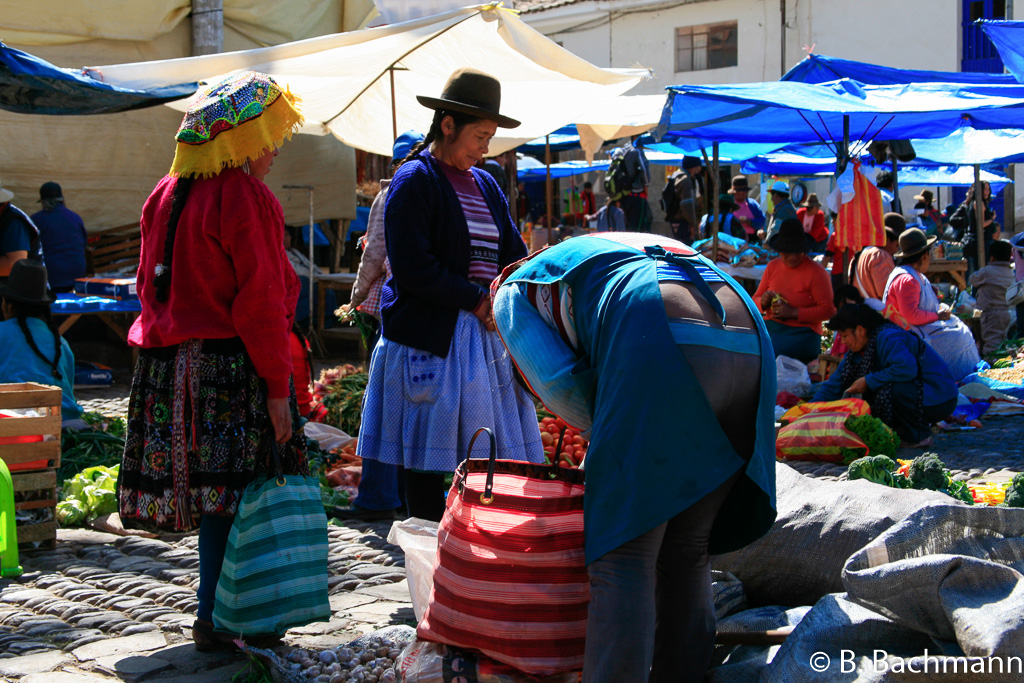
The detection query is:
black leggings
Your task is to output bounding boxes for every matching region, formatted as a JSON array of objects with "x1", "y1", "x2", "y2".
[{"x1": 404, "y1": 470, "x2": 448, "y2": 522}]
